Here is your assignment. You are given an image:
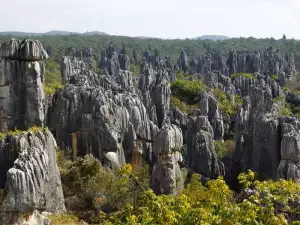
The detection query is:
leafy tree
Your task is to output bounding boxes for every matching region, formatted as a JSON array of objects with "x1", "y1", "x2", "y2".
[{"x1": 171, "y1": 79, "x2": 205, "y2": 104}]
